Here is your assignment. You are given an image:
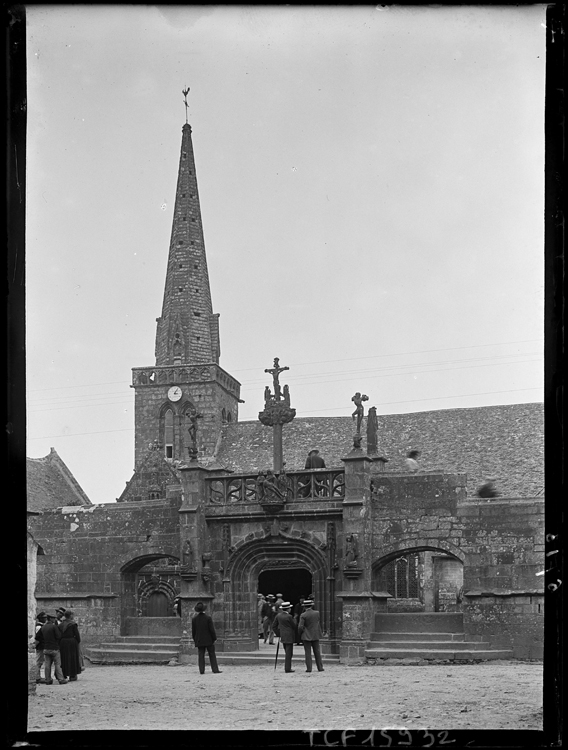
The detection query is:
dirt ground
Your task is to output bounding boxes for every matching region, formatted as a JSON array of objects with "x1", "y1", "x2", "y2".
[{"x1": 27, "y1": 659, "x2": 542, "y2": 733}]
